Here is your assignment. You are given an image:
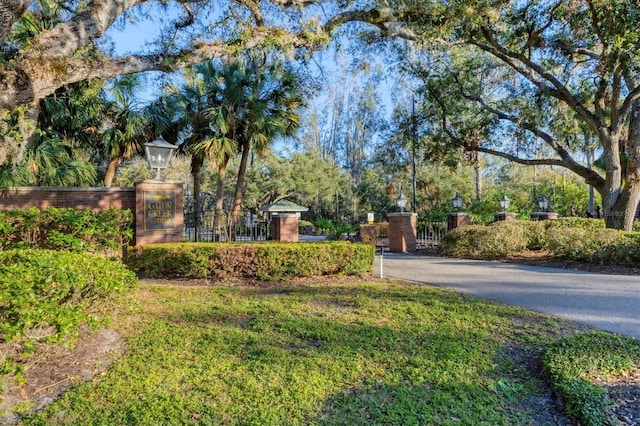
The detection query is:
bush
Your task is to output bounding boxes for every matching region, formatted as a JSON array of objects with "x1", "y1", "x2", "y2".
[
  {"x1": 358, "y1": 224, "x2": 380, "y2": 245},
  {"x1": 129, "y1": 242, "x2": 375, "y2": 281},
  {"x1": 0, "y1": 250, "x2": 137, "y2": 343},
  {"x1": 0, "y1": 207, "x2": 133, "y2": 257},
  {"x1": 0, "y1": 249, "x2": 137, "y2": 376},
  {"x1": 439, "y1": 219, "x2": 640, "y2": 268},
  {"x1": 439, "y1": 222, "x2": 528, "y2": 258},
  {"x1": 543, "y1": 332, "x2": 640, "y2": 426}
]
